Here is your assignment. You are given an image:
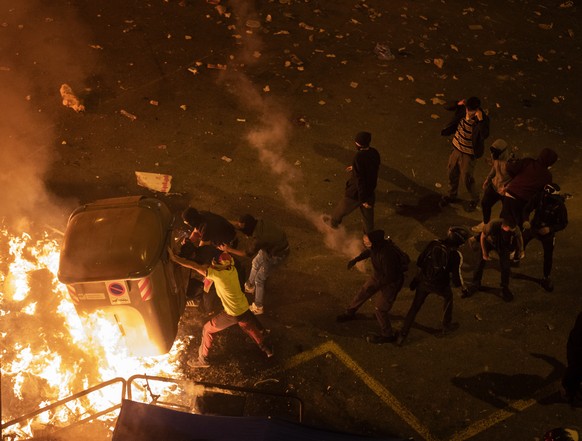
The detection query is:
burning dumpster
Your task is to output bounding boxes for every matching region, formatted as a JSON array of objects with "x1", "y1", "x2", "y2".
[{"x1": 58, "y1": 196, "x2": 188, "y2": 356}]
